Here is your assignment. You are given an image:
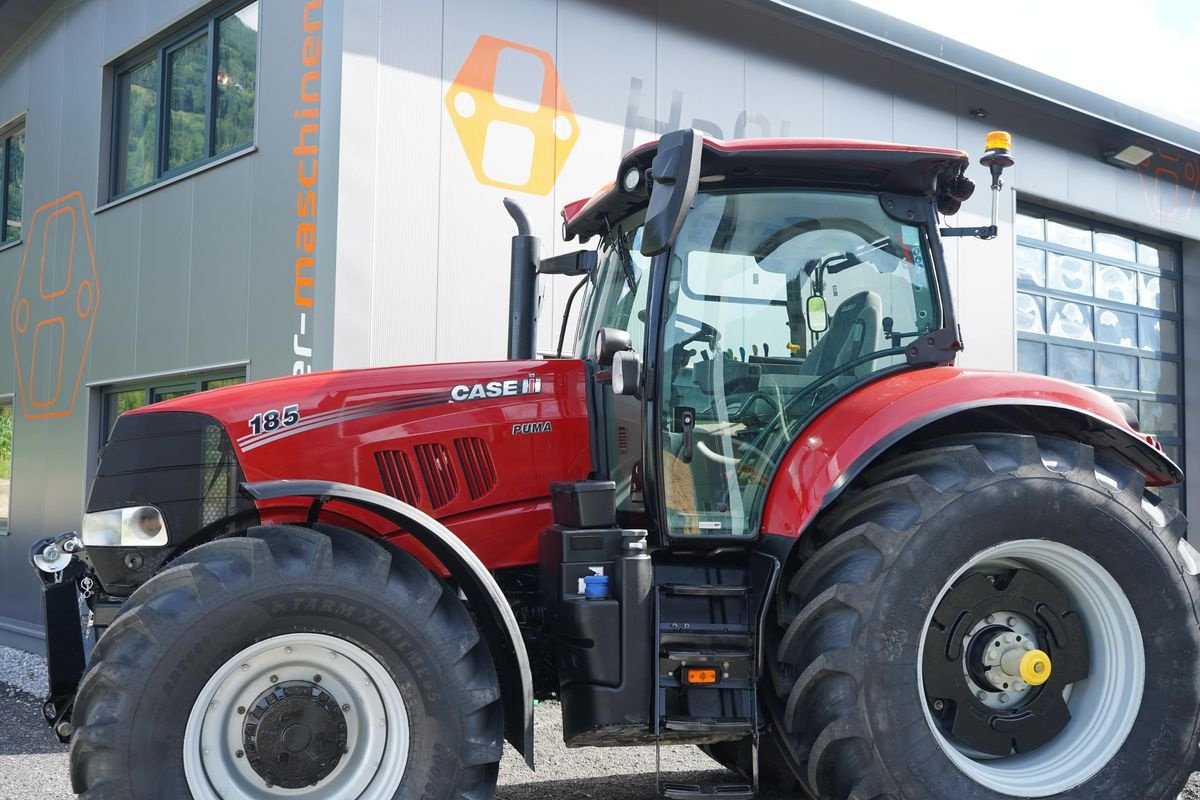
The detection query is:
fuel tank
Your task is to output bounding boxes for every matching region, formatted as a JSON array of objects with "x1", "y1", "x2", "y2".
[{"x1": 135, "y1": 359, "x2": 593, "y2": 570}]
